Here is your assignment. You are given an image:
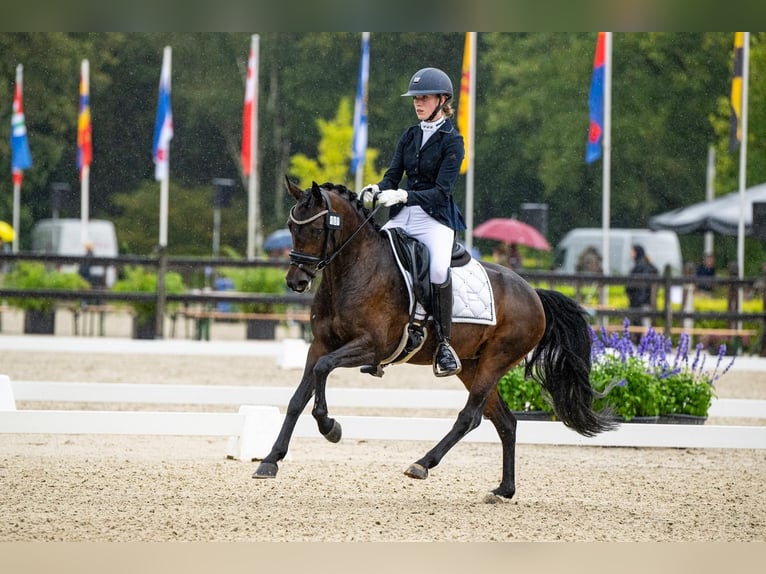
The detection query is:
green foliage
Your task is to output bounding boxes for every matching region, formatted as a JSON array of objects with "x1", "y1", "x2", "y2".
[
  {"x1": 112, "y1": 266, "x2": 186, "y2": 323},
  {"x1": 224, "y1": 267, "x2": 287, "y2": 313},
  {"x1": 497, "y1": 364, "x2": 552, "y2": 412},
  {"x1": 590, "y1": 356, "x2": 663, "y2": 420},
  {"x1": 2, "y1": 262, "x2": 90, "y2": 312},
  {"x1": 288, "y1": 98, "x2": 386, "y2": 191},
  {"x1": 3, "y1": 32, "x2": 766, "y2": 277}
]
